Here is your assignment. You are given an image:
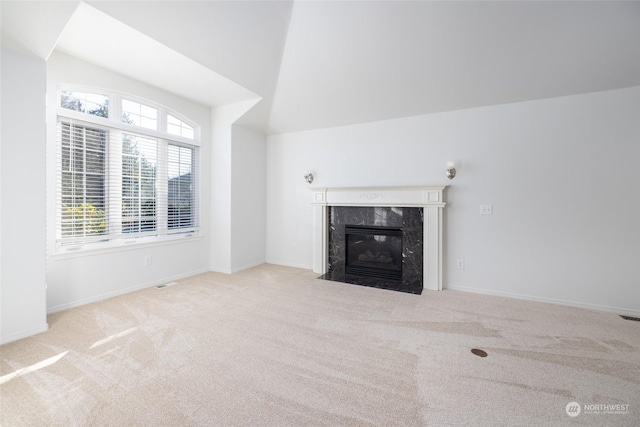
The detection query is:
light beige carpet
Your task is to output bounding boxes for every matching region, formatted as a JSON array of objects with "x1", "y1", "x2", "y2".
[{"x1": 1, "y1": 264, "x2": 638, "y2": 426}]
